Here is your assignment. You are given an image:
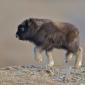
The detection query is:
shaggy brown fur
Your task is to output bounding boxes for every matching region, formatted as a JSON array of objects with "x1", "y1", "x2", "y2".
[{"x1": 16, "y1": 18, "x2": 82, "y2": 68}]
